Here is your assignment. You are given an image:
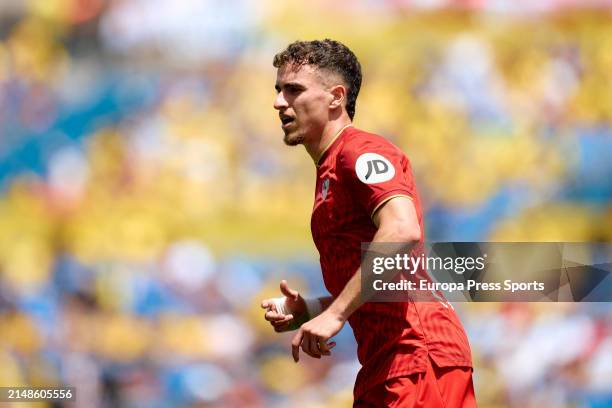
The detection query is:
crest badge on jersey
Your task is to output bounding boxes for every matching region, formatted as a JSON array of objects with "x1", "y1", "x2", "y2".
[
  {"x1": 355, "y1": 153, "x2": 395, "y2": 184},
  {"x1": 322, "y1": 178, "x2": 330, "y2": 200}
]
